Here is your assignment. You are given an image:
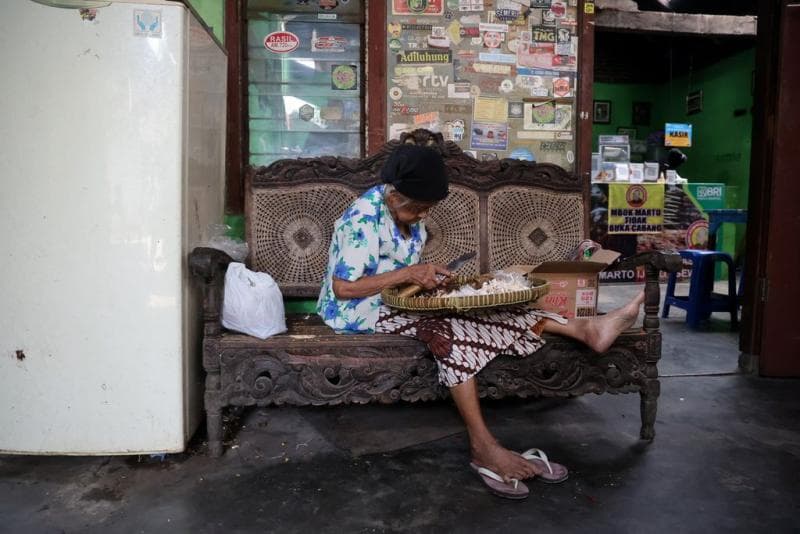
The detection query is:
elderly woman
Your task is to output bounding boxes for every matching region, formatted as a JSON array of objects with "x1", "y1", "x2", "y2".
[{"x1": 317, "y1": 145, "x2": 643, "y2": 500}]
